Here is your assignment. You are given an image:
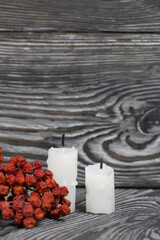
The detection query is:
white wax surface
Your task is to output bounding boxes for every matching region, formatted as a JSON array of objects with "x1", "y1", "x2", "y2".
[
  {"x1": 60, "y1": 184, "x2": 76, "y2": 213},
  {"x1": 85, "y1": 163, "x2": 115, "y2": 214},
  {"x1": 47, "y1": 146, "x2": 78, "y2": 212},
  {"x1": 47, "y1": 147, "x2": 78, "y2": 185}
]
